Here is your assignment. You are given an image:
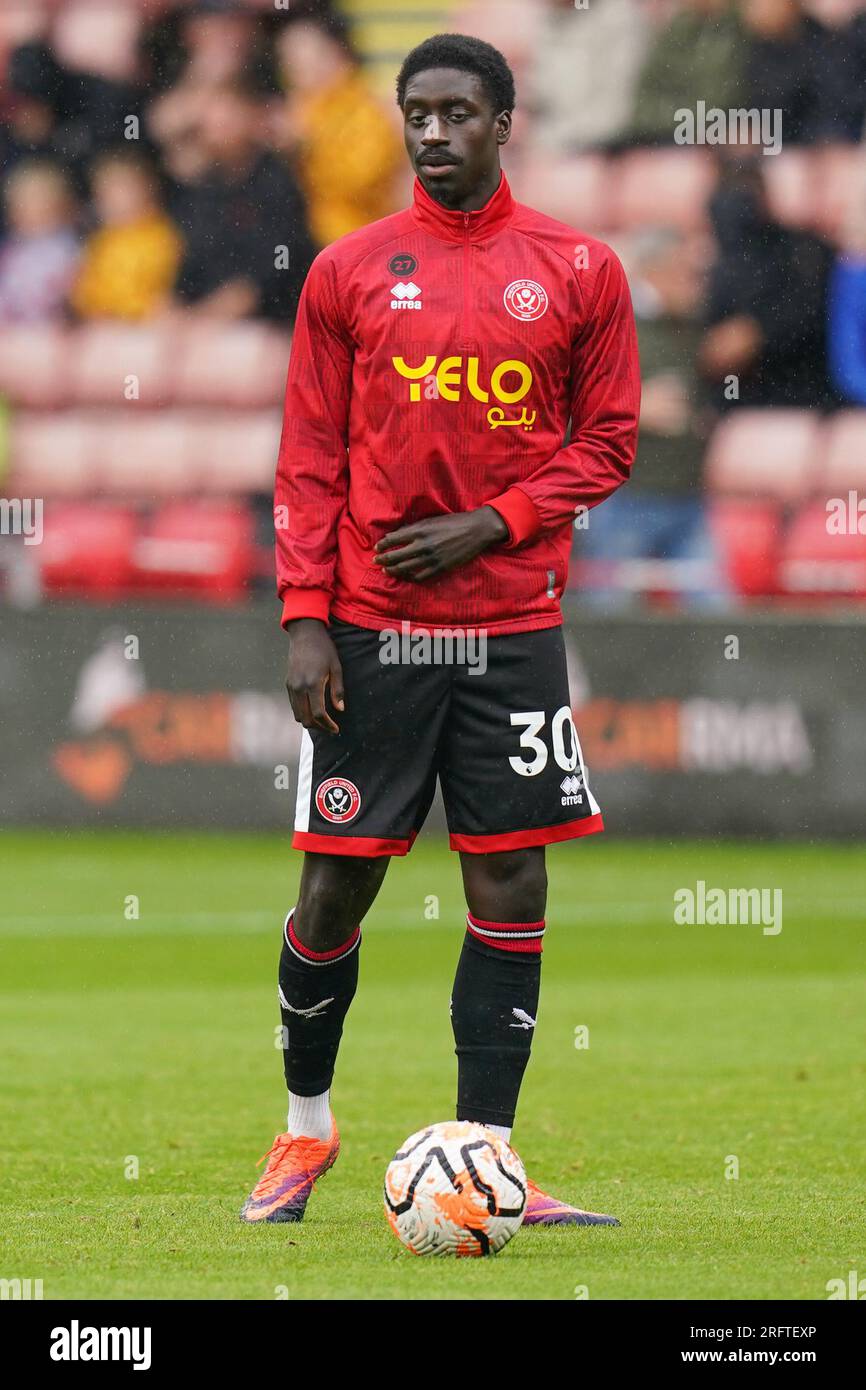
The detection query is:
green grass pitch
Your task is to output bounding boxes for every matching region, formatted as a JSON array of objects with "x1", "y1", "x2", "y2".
[{"x1": 1, "y1": 830, "x2": 864, "y2": 1301}]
